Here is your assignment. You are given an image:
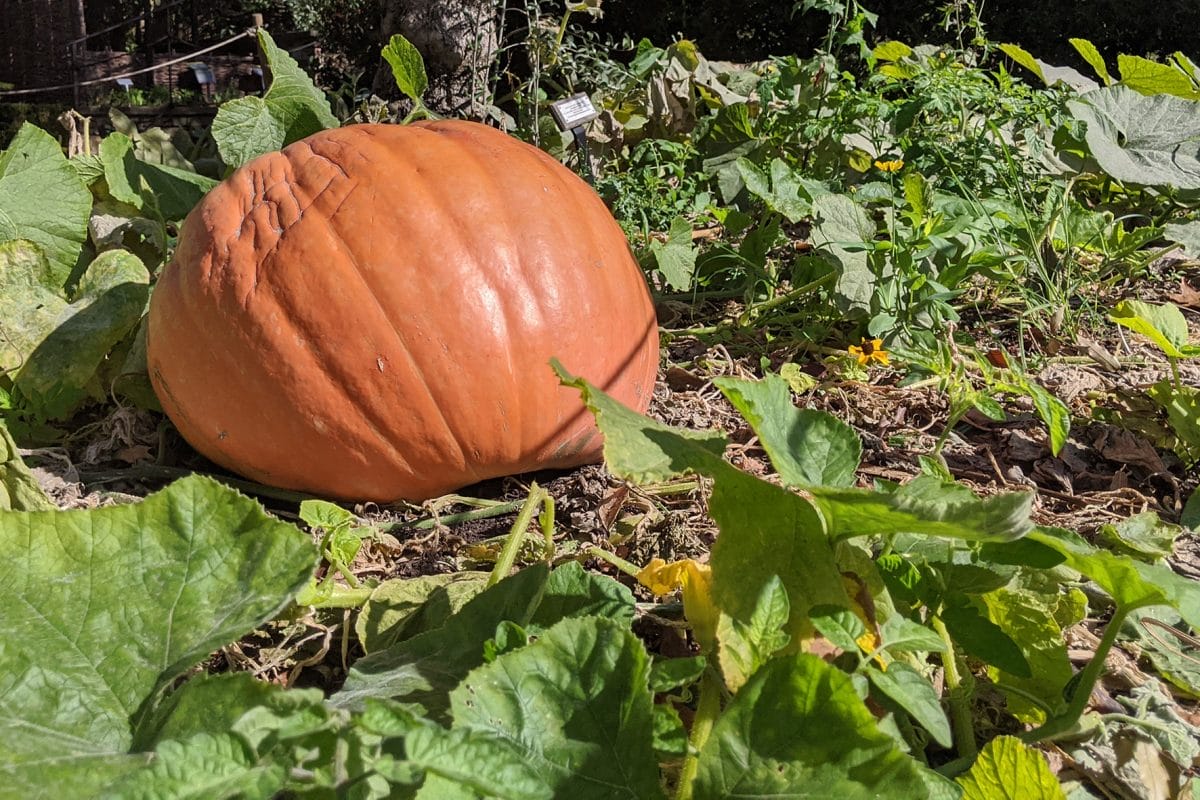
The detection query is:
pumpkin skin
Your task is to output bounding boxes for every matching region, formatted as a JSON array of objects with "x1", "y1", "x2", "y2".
[{"x1": 148, "y1": 120, "x2": 658, "y2": 501}]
